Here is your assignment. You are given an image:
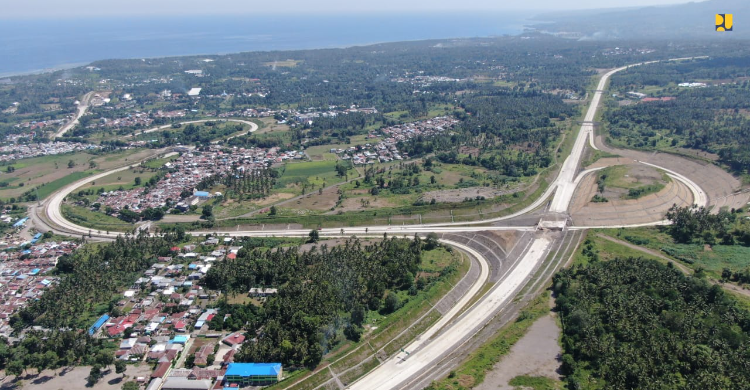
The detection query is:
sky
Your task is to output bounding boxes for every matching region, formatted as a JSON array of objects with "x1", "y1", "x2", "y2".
[{"x1": 1, "y1": 0, "x2": 706, "y2": 18}]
